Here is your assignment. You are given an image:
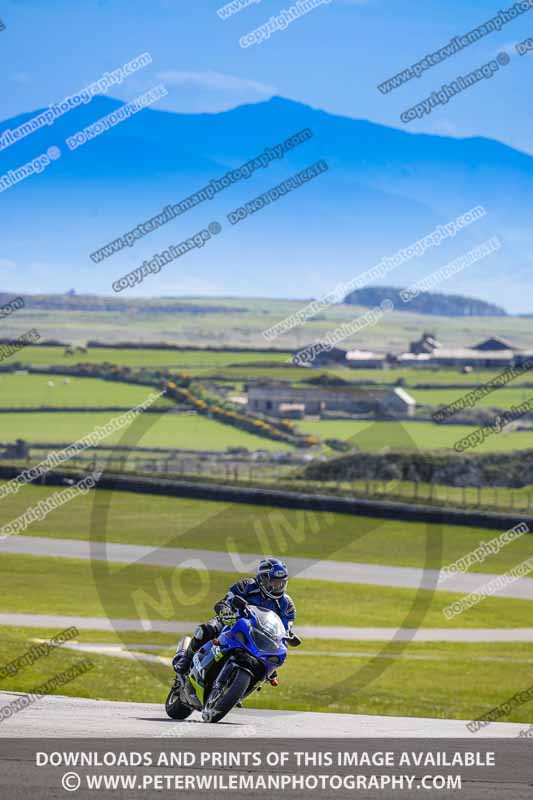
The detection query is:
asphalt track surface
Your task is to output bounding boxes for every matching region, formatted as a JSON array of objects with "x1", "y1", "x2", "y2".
[
  {"x1": 0, "y1": 692, "x2": 526, "y2": 738},
  {"x1": 3, "y1": 612, "x2": 533, "y2": 641},
  {"x1": 4, "y1": 535, "x2": 533, "y2": 599}
]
